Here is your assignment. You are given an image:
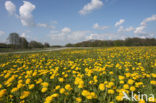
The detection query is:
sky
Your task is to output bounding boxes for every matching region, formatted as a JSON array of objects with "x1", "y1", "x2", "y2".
[{"x1": 0, "y1": 0, "x2": 156, "y2": 45}]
